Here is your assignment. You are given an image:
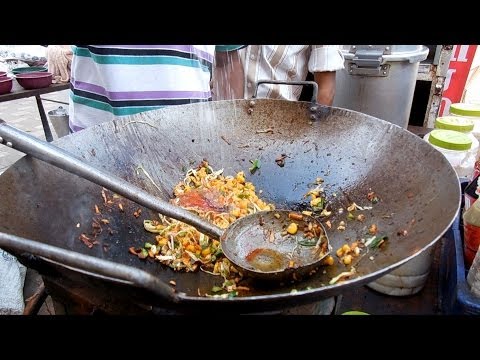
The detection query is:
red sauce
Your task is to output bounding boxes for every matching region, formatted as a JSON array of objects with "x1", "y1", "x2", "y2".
[{"x1": 176, "y1": 188, "x2": 227, "y2": 212}]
